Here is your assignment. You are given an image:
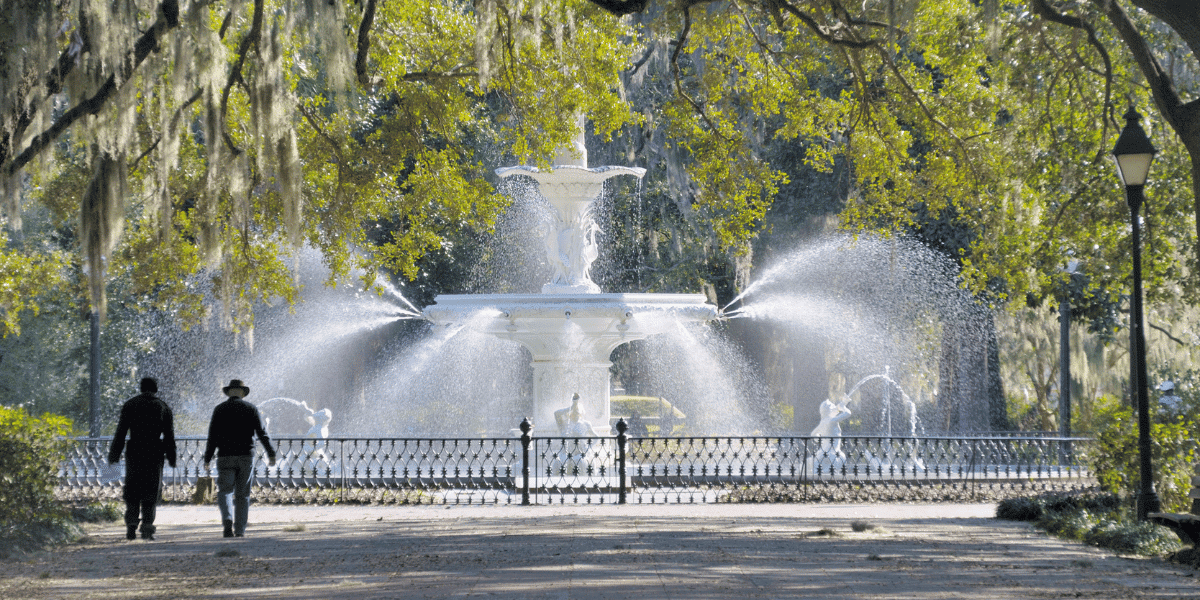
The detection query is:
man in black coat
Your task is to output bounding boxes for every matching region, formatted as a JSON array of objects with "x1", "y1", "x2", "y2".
[
  {"x1": 203, "y1": 379, "x2": 276, "y2": 538},
  {"x1": 108, "y1": 377, "x2": 176, "y2": 541}
]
